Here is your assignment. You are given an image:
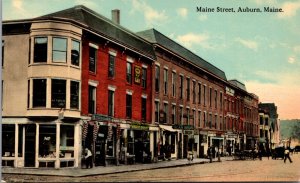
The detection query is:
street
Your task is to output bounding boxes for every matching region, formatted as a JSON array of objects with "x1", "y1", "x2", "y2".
[{"x1": 3, "y1": 154, "x2": 300, "y2": 182}]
